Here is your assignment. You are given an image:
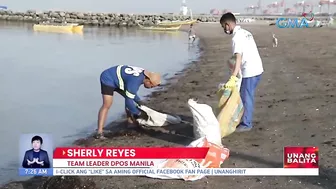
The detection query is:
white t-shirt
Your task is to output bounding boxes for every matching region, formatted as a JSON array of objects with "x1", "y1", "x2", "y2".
[{"x1": 232, "y1": 26, "x2": 264, "y2": 78}]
